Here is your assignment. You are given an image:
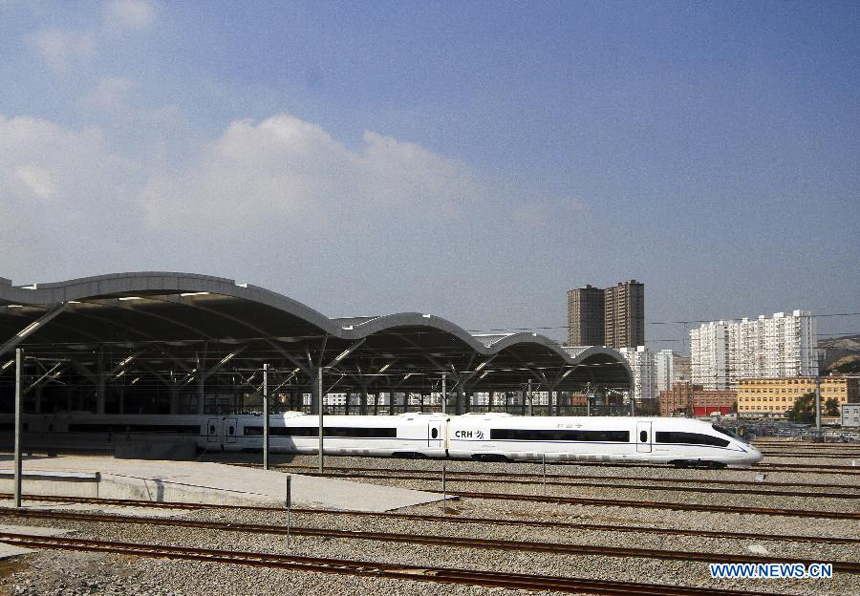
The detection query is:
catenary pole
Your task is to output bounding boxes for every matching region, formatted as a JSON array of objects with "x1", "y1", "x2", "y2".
[
  {"x1": 318, "y1": 366, "x2": 324, "y2": 473},
  {"x1": 263, "y1": 363, "x2": 269, "y2": 470},
  {"x1": 441, "y1": 373, "x2": 446, "y2": 414},
  {"x1": 14, "y1": 348, "x2": 23, "y2": 508},
  {"x1": 815, "y1": 373, "x2": 822, "y2": 440}
]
